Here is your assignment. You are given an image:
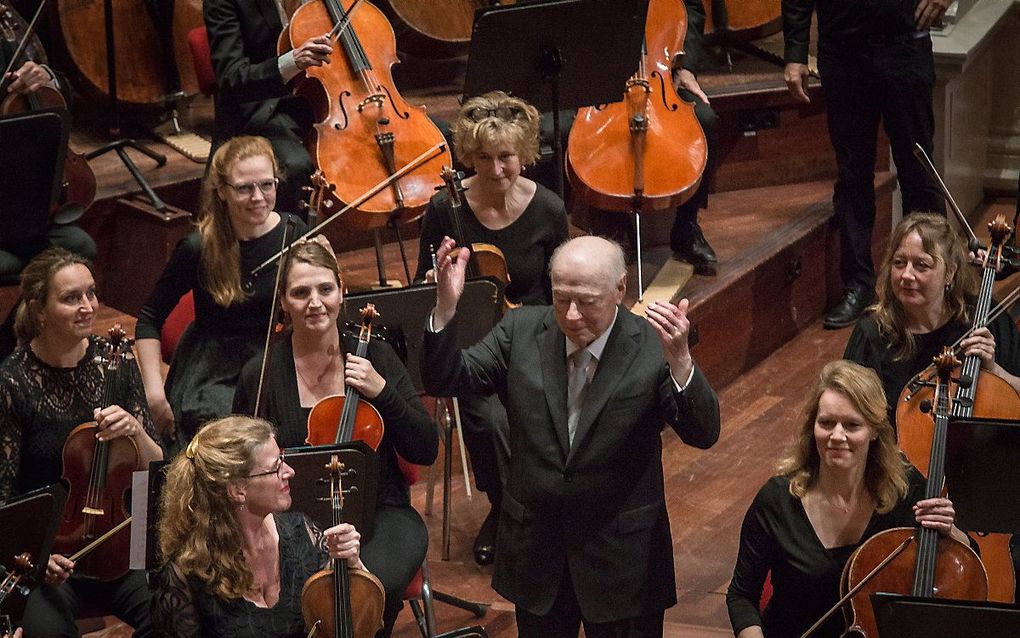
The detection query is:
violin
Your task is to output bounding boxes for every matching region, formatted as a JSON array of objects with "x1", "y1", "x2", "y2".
[
  {"x1": 301, "y1": 455, "x2": 385, "y2": 638},
  {"x1": 566, "y1": 0, "x2": 707, "y2": 215},
  {"x1": 703, "y1": 0, "x2": 781, "y2": 41},
  {"x1": 306, "y1": 304, "x2": 385, "y2": 449},
  {"x1": 439, "y1": 166, "x2": 518, "y2": 311},
  {"x1": 0, "y1": 0, "x2": 96, "y2": 222},
  {"x1": 897, "y1": 216, "x2": 1020, "y2": 603},
  {"x1": 280, "y1": 0, "x2": 452, "y2": 232},
  {"x1": 53, "y1": 326, "x2": 141, "y2": 582},
  {"x1": 0, "y1": 553, "x2": 33, "y2": 611},
  {"x1": 377, "y1": 0, "x2": 513, "y2": 59},
  {"x1": 835, "y1": 349, "x2": 988, "y2": 637}
]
